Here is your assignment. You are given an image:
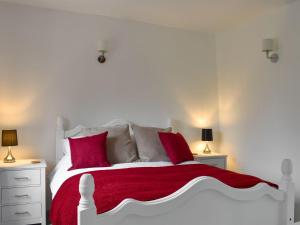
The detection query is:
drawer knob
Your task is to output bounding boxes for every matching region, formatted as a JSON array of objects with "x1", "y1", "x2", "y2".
[
  {"x1": 14, "y1": 177, "x2": 30, "y2": 181},
  {"x1": 14, "y1": 194, "x2": 30, "y2": 198},
  {"x1": 15, "y1": 211, "x2": 30, "y2": 215}
]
